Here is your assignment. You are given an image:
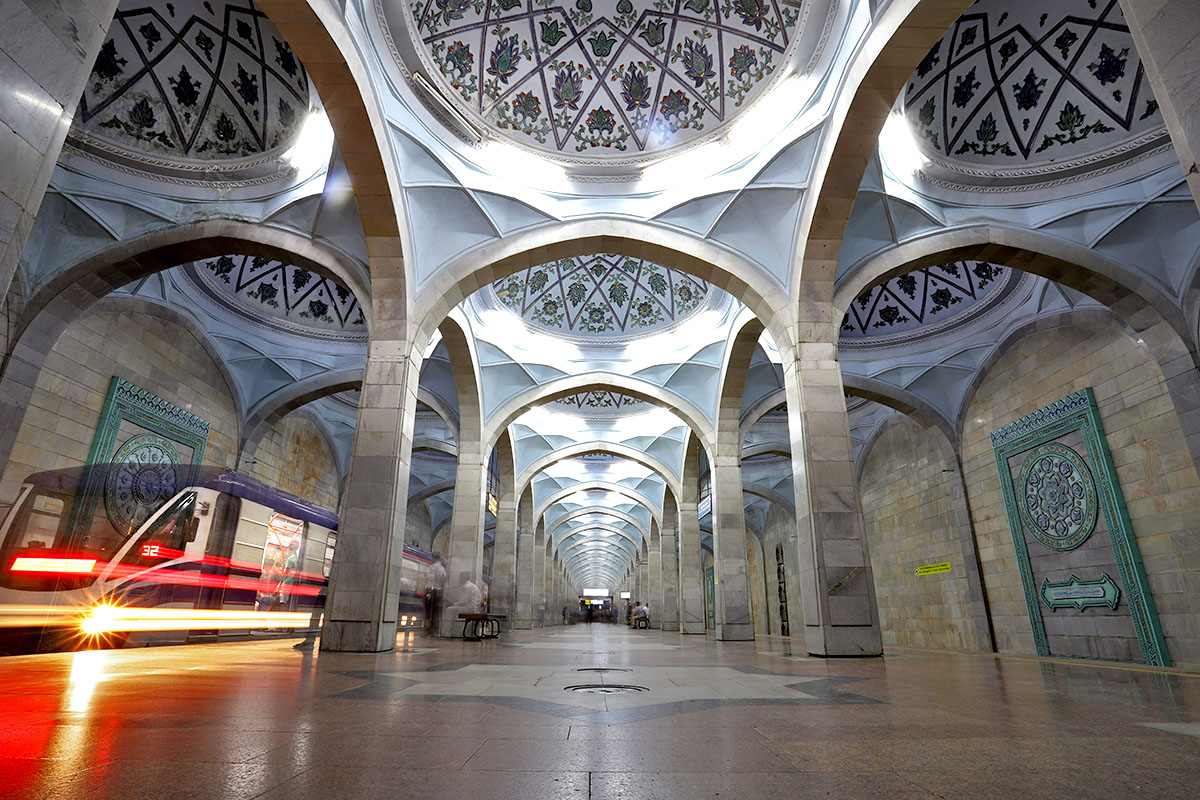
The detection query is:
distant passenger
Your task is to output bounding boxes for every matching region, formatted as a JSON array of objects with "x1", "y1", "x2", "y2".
[{"x1": 632, "y1": 602, "x2": 649, "y2": 628}]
